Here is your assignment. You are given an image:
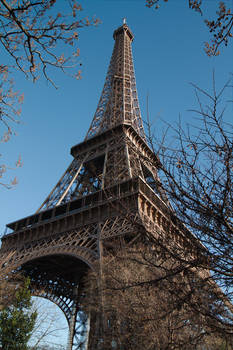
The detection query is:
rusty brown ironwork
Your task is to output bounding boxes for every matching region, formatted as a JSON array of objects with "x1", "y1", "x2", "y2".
[{"x1": 0, "y1": 23, "x2": 202, "y2": 349}]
